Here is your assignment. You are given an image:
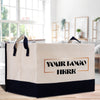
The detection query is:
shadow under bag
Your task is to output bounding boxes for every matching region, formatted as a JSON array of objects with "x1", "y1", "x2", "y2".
[{"x1": 5, "y1": 36, "x2": 95, "y2": 98}]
